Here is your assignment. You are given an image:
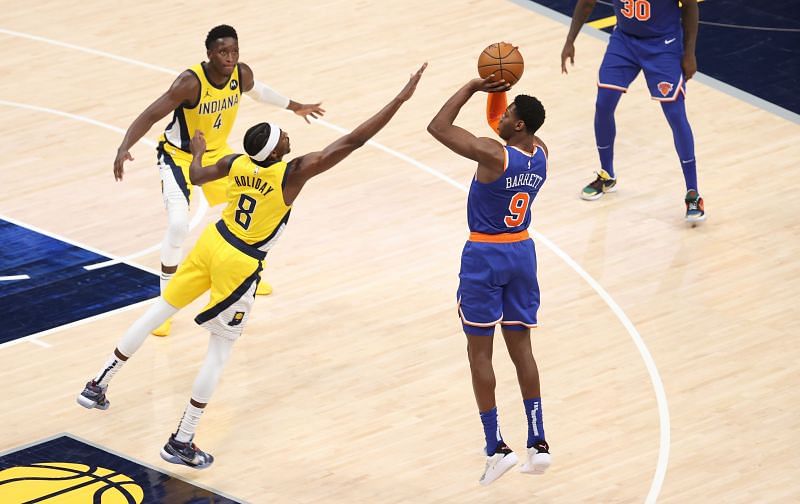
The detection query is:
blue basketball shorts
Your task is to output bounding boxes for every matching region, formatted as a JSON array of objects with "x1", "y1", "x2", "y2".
[
  {"x1": 598, "y1": 28, "x2": 686, "y2": 102},
  {"x1": 457, "y1": 239, "x2": 540, "y2": 336}
]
